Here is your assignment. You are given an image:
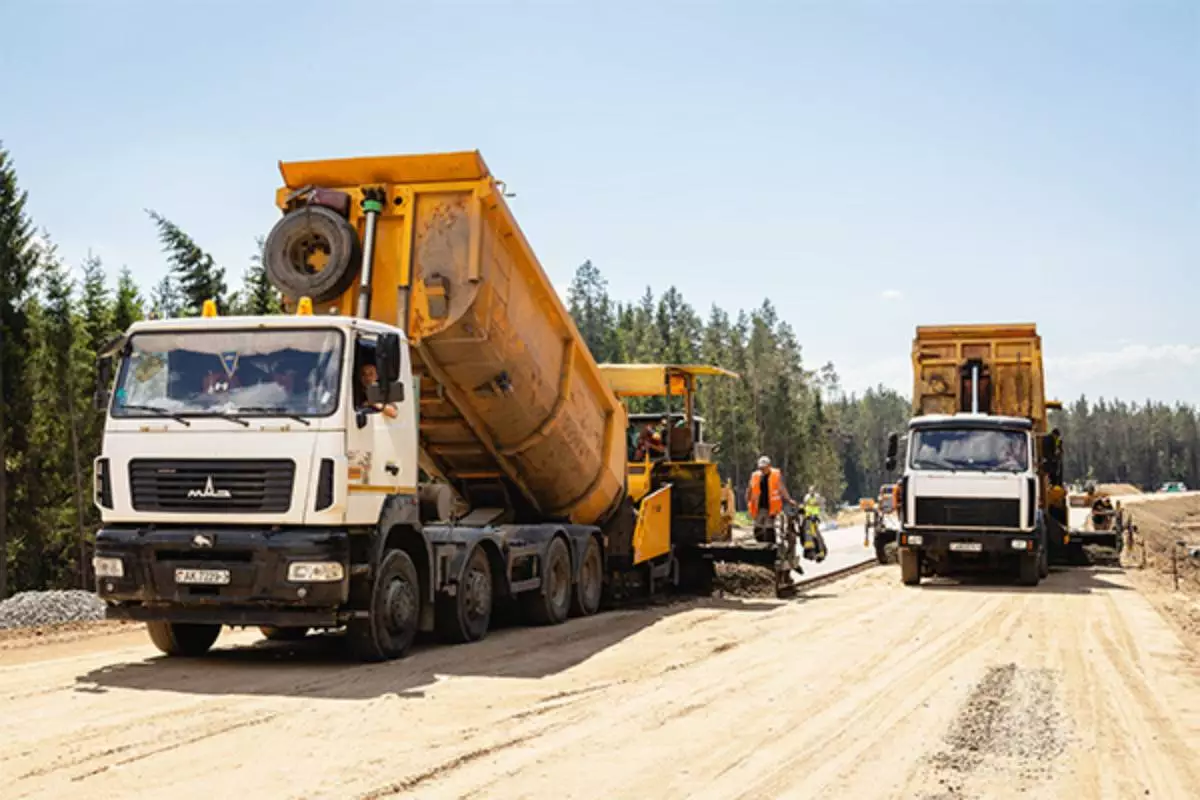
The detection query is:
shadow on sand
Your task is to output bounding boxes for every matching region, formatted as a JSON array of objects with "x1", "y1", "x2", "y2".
[
  {"x1": 74, "y1": 596, "x2": 781, "y2": 702},
  {"x1": 914, "y1": 565, "x2": 1133, "y2": 596}
]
